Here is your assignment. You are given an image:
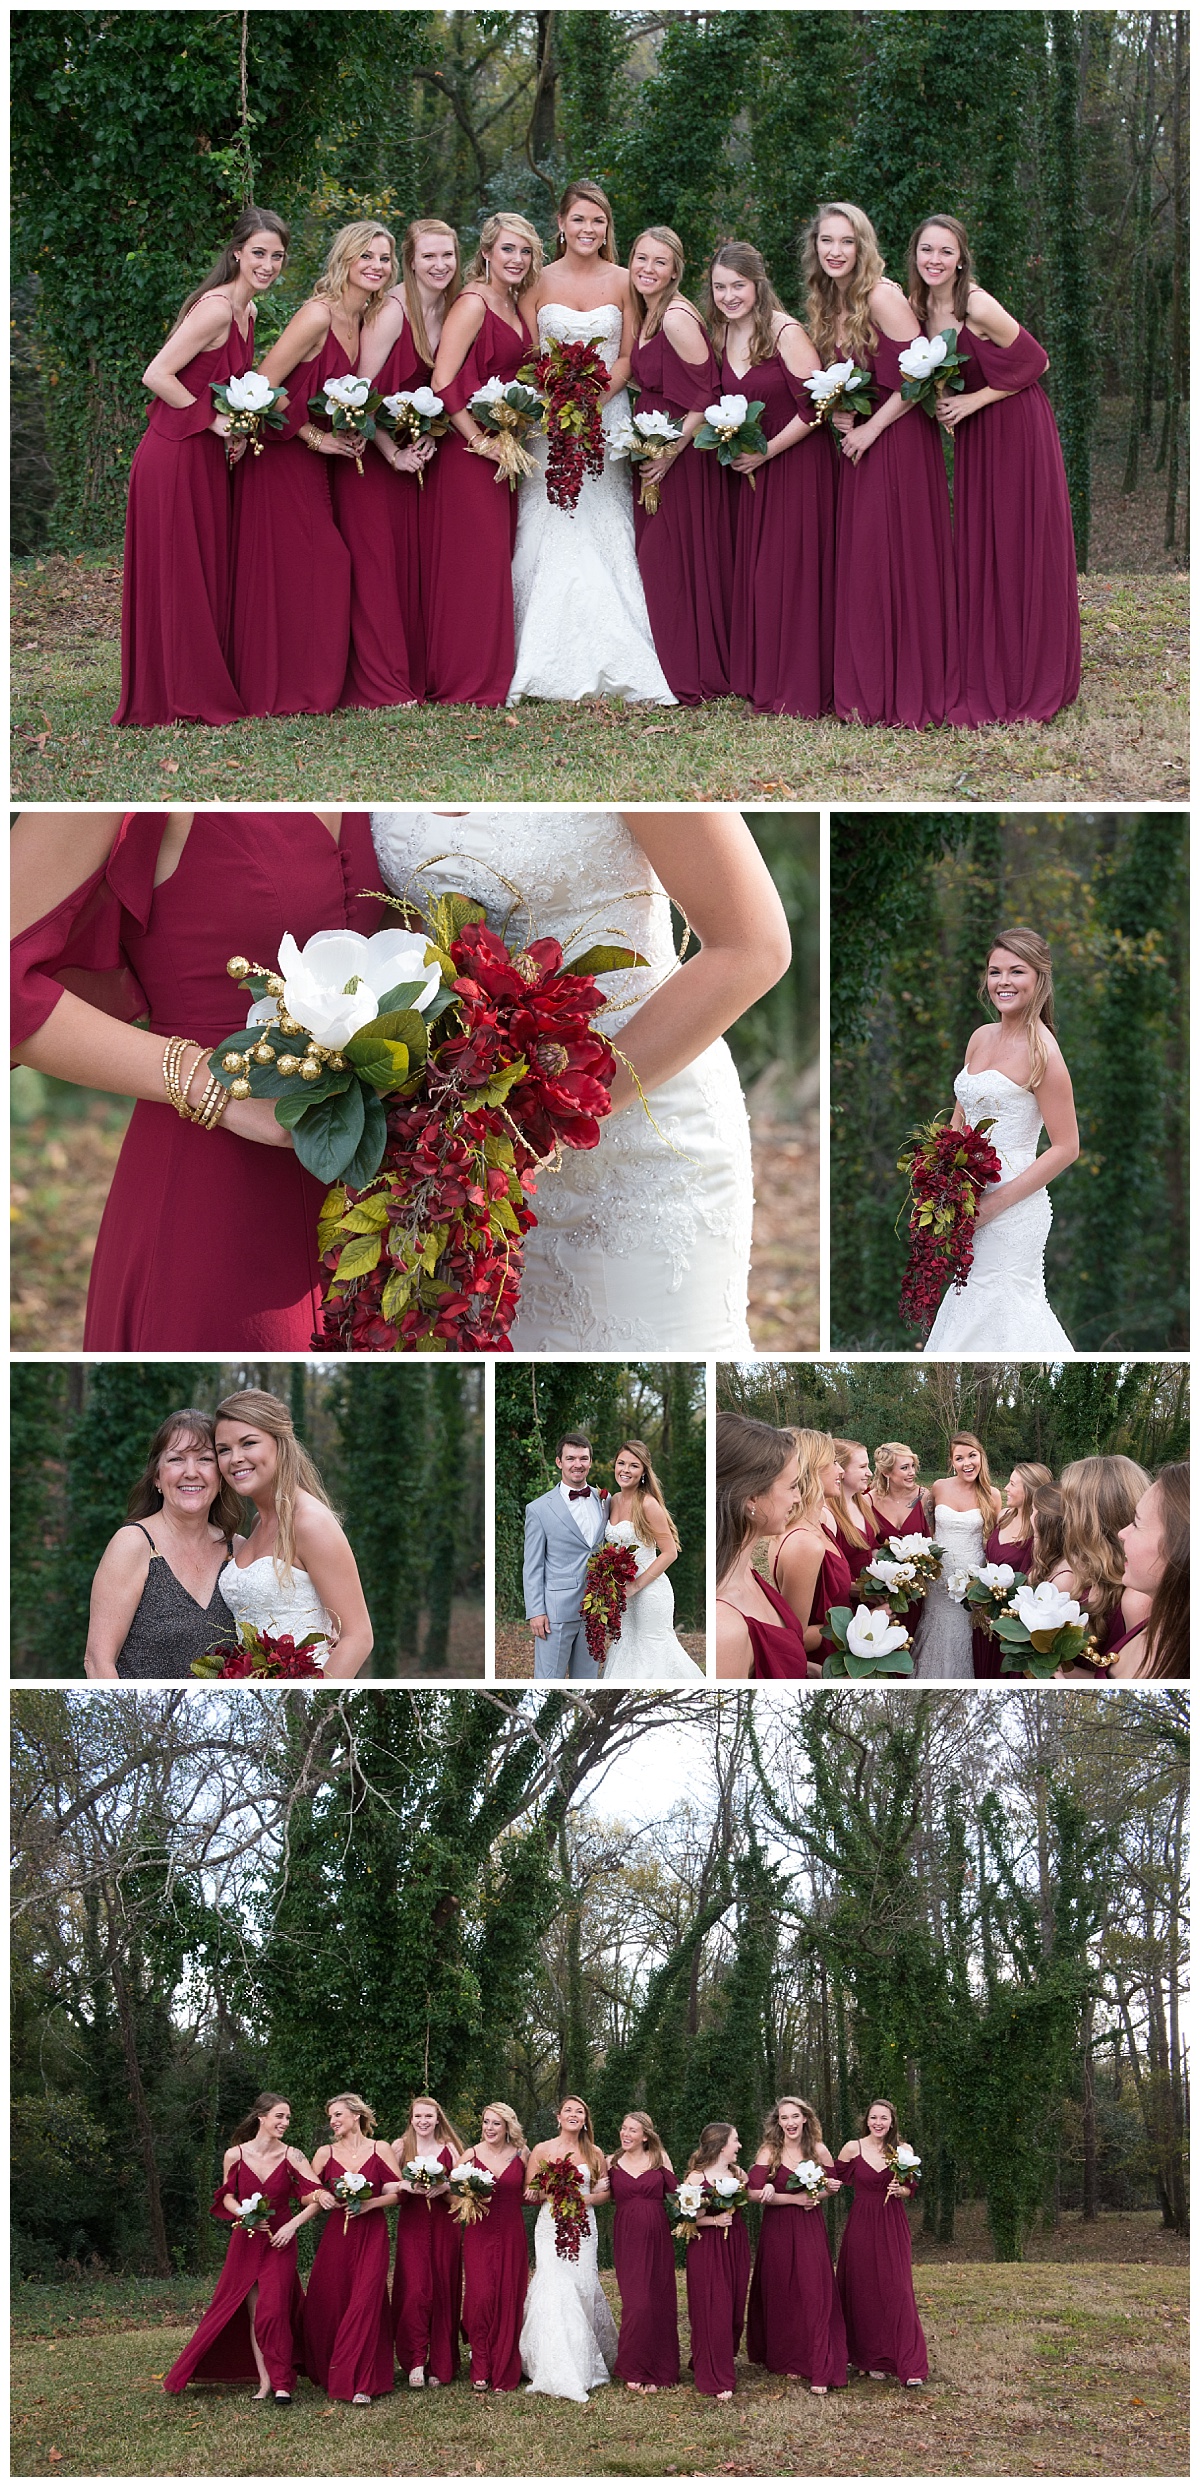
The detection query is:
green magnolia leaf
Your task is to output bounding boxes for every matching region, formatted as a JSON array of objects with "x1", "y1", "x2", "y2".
[
  {"x1": 826, "y1": 1606, "x2": 854, "y2": 1636},
  {"x1": 343, "y1": 1037, "x2": 410, "y2": 1094},
  {"x1": 821, "y1": 1652, "x2": 850, "y2": 1678},
  {"x1": 339, "y1": 1089, "x2": 389, "y2": 1189},
  {"x1": 274, "y1": 1071, "x2": 353, "y2": 1128},
  {"x1": 563, "y1": 944, "x2": 649, "y2": 977},
  {"x1": 367, "y1": 979, "x2": 428, "y2": 1018},
  {"x1": 289, "y1": 1080, "x2": 366, "y2": 1183}
]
